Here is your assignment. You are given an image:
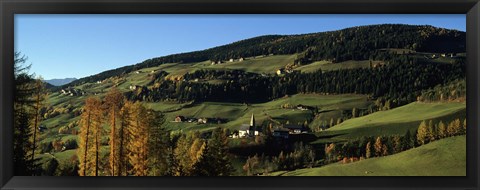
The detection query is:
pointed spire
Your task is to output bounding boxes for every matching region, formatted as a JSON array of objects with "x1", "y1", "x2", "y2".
[{"x1": 250, "y1": 113, "x2": 255, "y2": 127}]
